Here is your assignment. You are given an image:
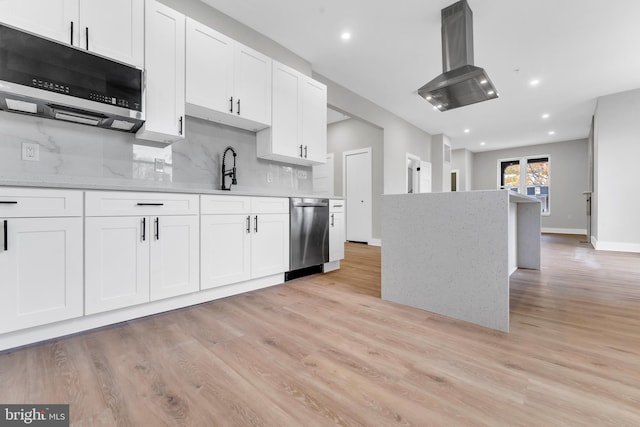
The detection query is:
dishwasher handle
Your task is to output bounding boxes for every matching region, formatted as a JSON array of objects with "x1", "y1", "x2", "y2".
[{"x1": 292, "y1": 201, "x2": 329, "y2": 208}]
